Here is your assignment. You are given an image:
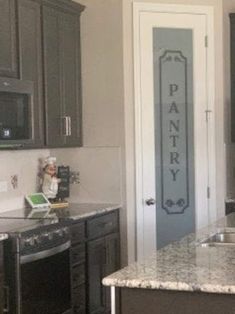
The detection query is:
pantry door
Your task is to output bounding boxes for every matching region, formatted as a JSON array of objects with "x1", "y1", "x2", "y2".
[{"x1": 134, "y1": 4, "x2": 216, "y2": 260}]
